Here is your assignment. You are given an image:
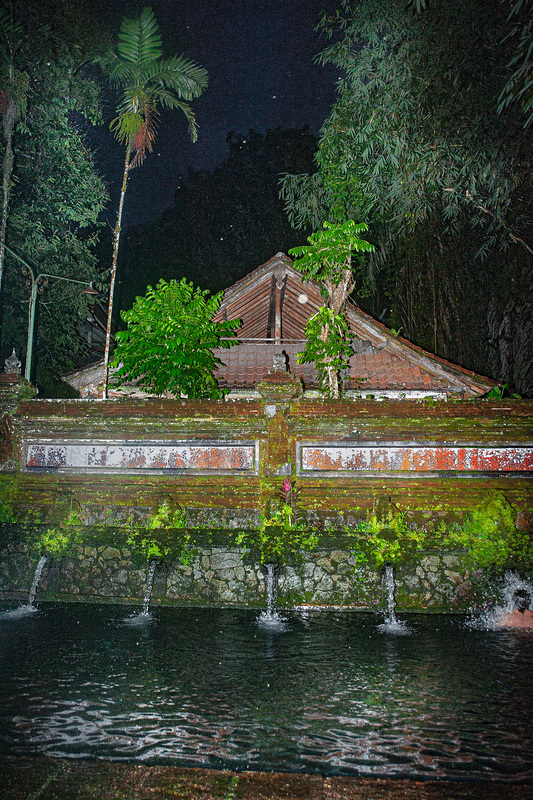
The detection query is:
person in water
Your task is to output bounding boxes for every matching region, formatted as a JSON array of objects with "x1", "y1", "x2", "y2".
[{"x1": 499, "y1": 588, "x2": 533, "y2": 628}]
